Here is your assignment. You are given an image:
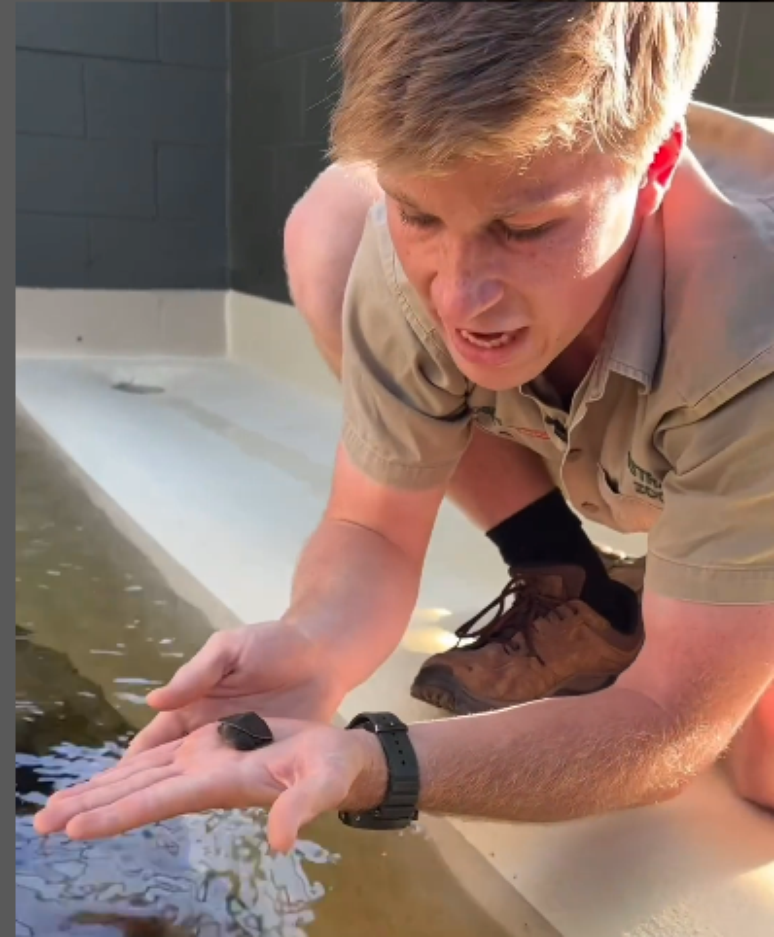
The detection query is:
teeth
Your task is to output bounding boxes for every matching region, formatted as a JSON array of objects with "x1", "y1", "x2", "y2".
[{"x1": 460, "y1": 329, "x2": 515, "y2": 349}]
